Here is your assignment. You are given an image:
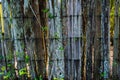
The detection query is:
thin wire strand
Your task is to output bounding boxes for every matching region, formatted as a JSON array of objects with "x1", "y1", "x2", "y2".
[{"x1": 29, "y1": 3, "x2": 41, "y2": 28}]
